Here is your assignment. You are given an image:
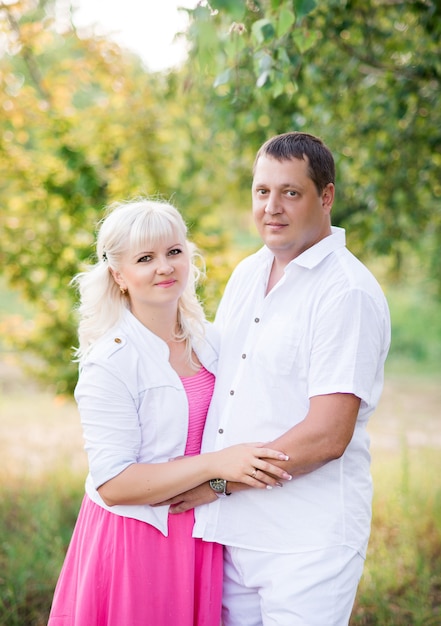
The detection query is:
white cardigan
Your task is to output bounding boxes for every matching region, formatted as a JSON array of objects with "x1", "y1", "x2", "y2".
[{"x1": 75, "y1": 308, "x2": 218, "y2": 536}]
